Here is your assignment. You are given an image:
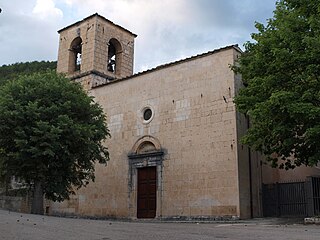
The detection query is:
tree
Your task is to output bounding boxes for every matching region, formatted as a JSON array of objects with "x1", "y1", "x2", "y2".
[
  {"x1": 0, "y1": 71, "x2": 110, "y2": 214},
  {"x1": 233, "y1": 0, "x2": 320, "y2": 169},
  {"x1": 0, "y1": 61, "x2": 57, "y2": 86}
]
